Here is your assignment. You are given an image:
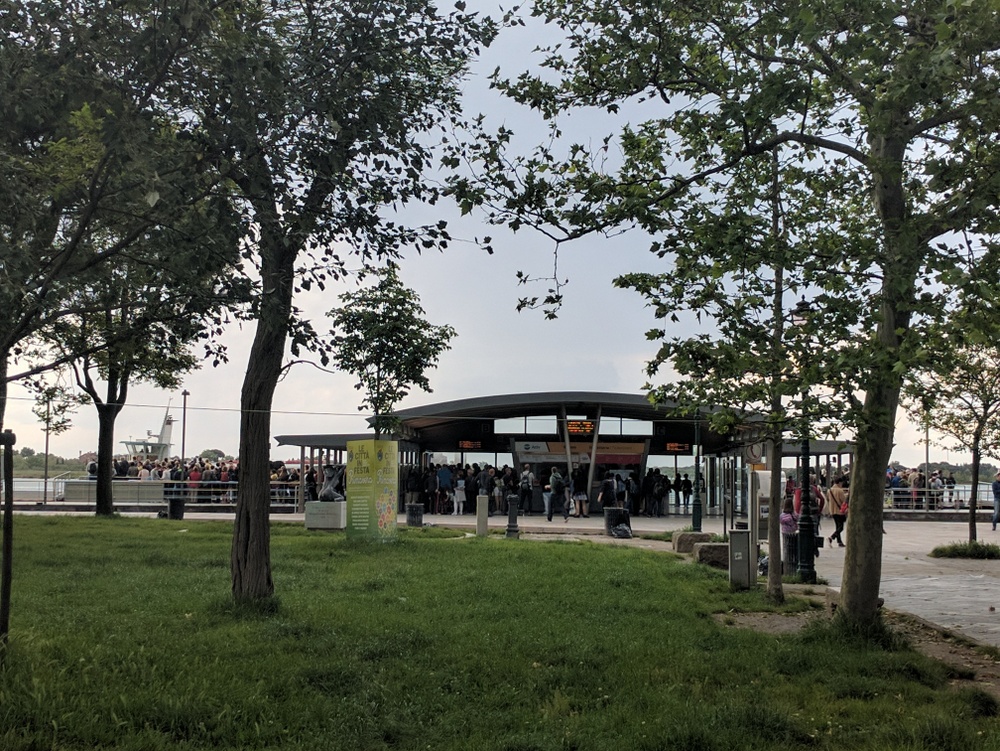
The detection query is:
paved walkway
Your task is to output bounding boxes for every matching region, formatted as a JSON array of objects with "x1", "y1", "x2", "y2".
[{"x1": 16, "y1": 505, "x2": 1000, "y2": 647}]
